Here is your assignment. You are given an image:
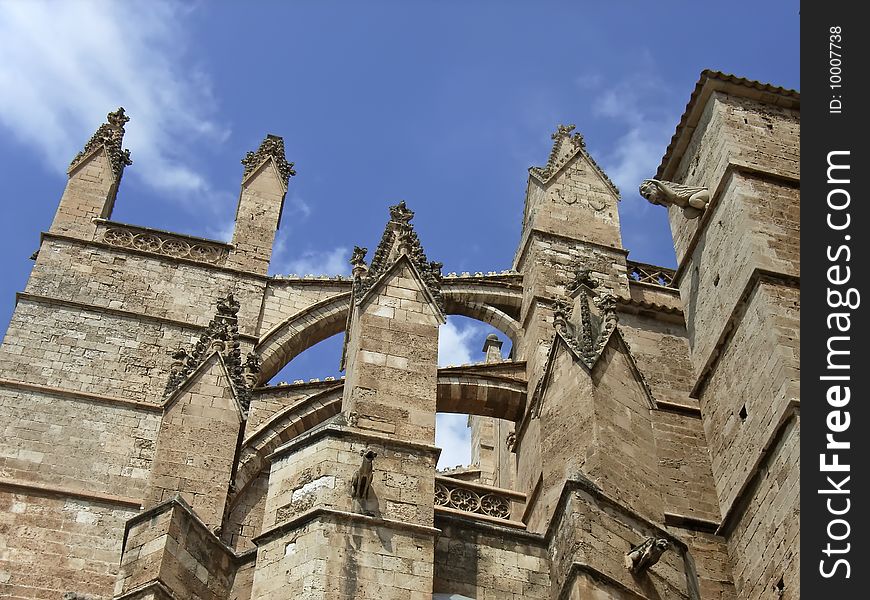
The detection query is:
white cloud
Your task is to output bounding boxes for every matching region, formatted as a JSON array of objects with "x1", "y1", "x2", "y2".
[
  {"x1": 589, "y1": 71, "x2": 680, "y2": 205},
  {"x1": 282, "y1": 246, "x2": 350, "y2": 276},
  {"x1": 438, "y1": 317, "x2": 482, "y2": 367},
  {"x1": 0, "y1": 1, "x2": 227, "y2": 201},
  {"x1": 287, "y1": 195, "x2": 312, "y2": 219},
  {"x1": 435, "y1": 413, "x2": 471, "y2": 469}
]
